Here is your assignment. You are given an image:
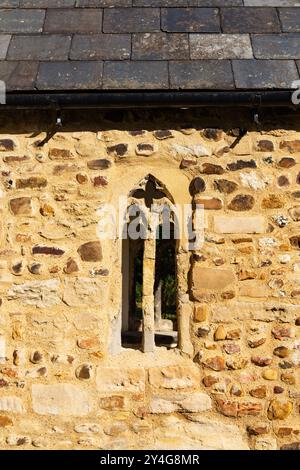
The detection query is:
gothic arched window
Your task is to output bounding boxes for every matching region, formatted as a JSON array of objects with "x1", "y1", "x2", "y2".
[{"x1": 121, "y1": 175, "x2": 178, "y2": 352}]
